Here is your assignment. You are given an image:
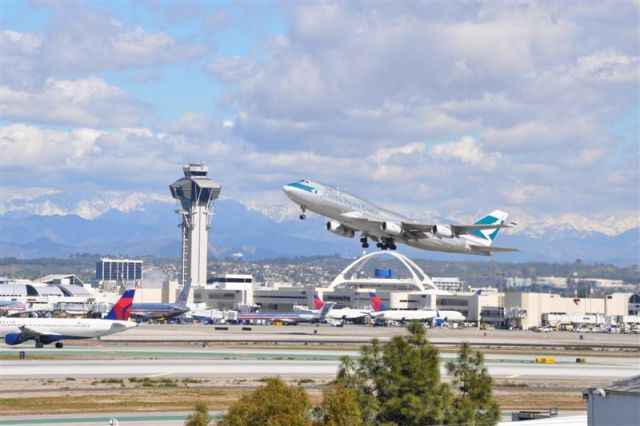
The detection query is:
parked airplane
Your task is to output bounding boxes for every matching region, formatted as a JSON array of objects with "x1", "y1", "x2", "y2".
[
  {"x1": 311, "y1": 294, "x2": 370, "y2": 322},
  {"x1": 130, "y1": 282, "x2": 190, "y2": 321},
  {"x1": 369, "y1": 292, "x2": 438, "y2": 322},
  {"x1": 0, "y1": 289, "x2": 137, "y2": 348},
  {"x1": 369, "y1": 292, "x2": 465, "y2": 323},
  {"x1": 0, "y1": 301, "x2": 26, "y2": 316},
  {"x1": 236, "y1": 302, "x2": 335, "y2": 325},
  {"x1": 283, "y1": 179, "x2": 518, "y2": 255}
]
